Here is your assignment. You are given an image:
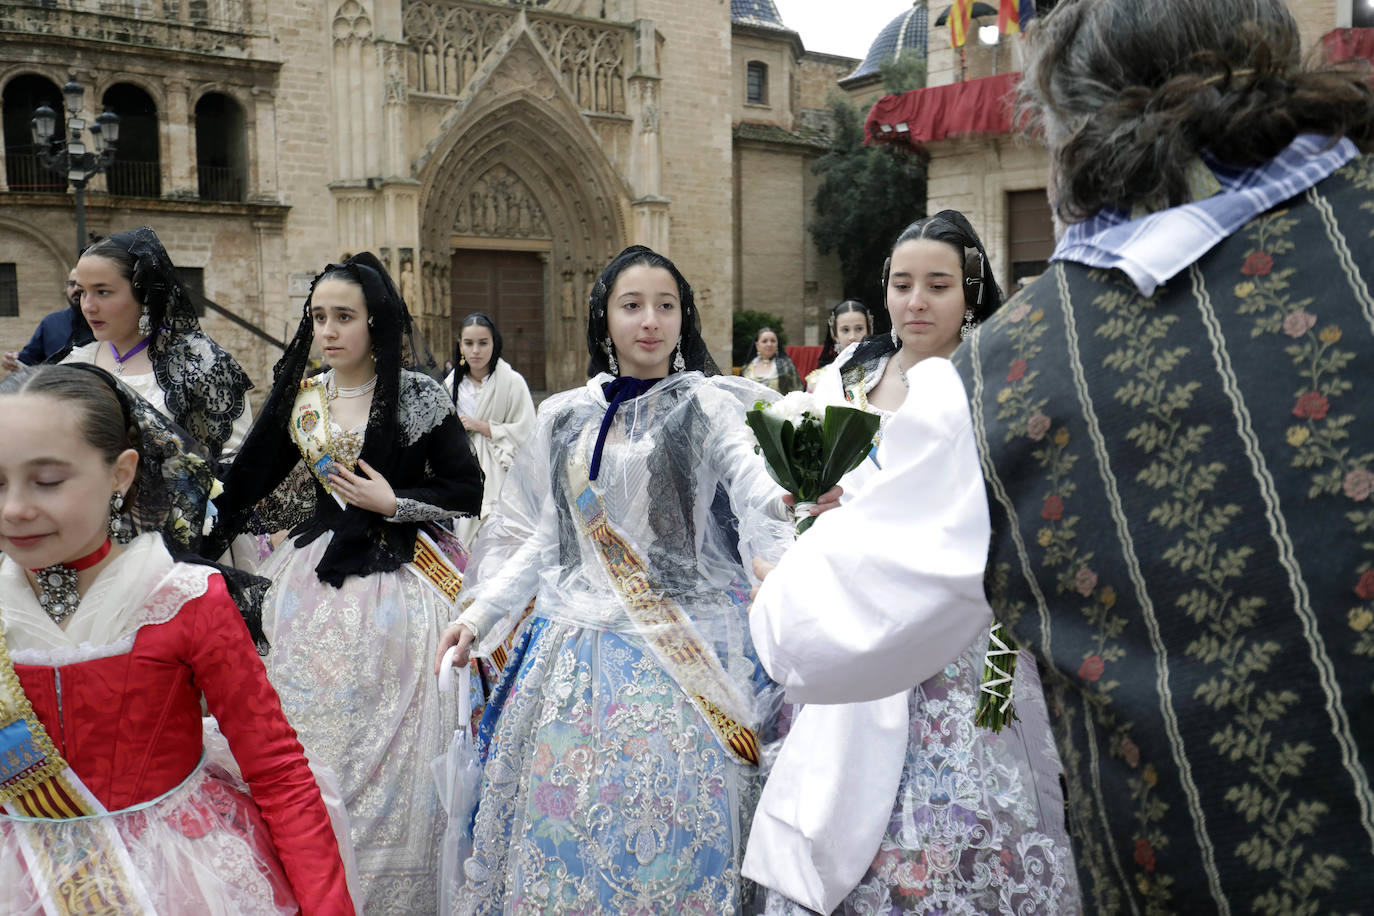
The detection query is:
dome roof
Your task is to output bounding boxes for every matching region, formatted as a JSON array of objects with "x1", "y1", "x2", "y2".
[
  {"x1": 731, "y1": 0, "x2": 789, "y2": 31},
  {"x1": 842, "y1": 2, "x2": 929, "y2": 84}
]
